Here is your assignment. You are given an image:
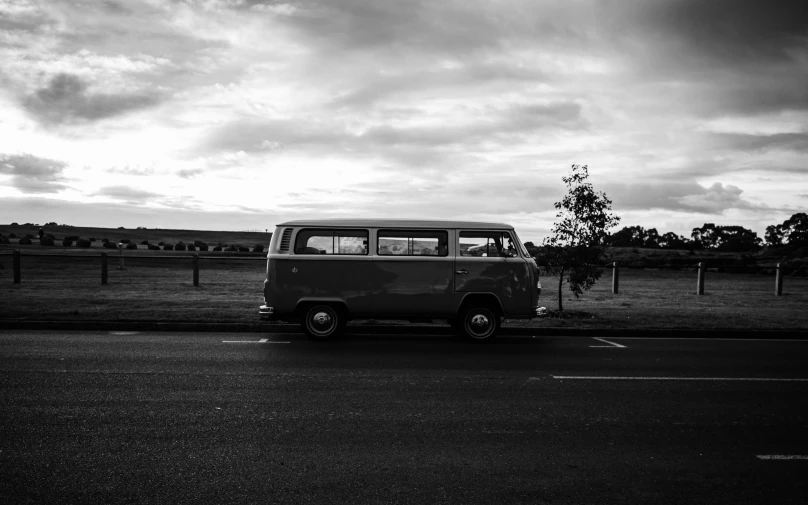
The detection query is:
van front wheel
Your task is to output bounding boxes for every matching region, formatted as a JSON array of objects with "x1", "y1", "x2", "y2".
[
  {"x1": 302, "y1": 304, "x2": 342, "y2": 340},
  {"x1": 459, "y1": 306, "x2": 500, "y2": 341}
]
